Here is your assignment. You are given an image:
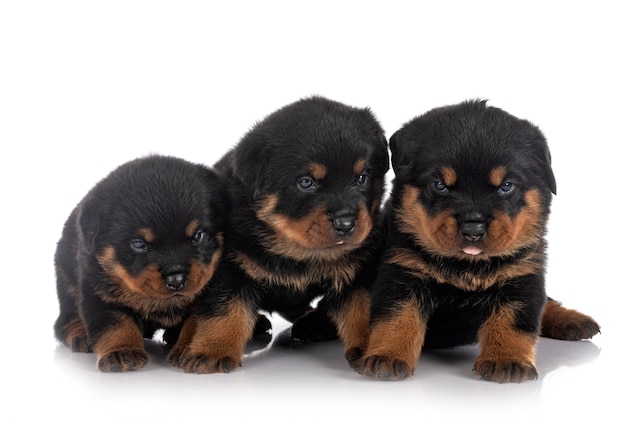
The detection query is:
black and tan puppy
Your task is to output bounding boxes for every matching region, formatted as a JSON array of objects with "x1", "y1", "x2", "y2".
[
  {"x1": 54, "y1": 155, "x2": 227, "y2": 372},
  {"x1": 353, "y1": 100, "x2": 600, "y2": 382},
  {"x1": 168, "y1": 96, "x2": 390, "y2": 373}
]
